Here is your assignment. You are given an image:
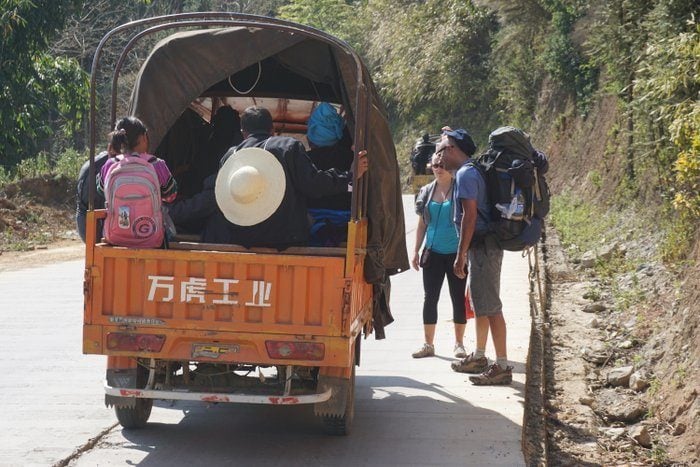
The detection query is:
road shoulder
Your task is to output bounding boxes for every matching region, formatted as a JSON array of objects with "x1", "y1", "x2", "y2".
[{"x1": 0, "y1": 239, "x2": 84, "y2": 272}]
